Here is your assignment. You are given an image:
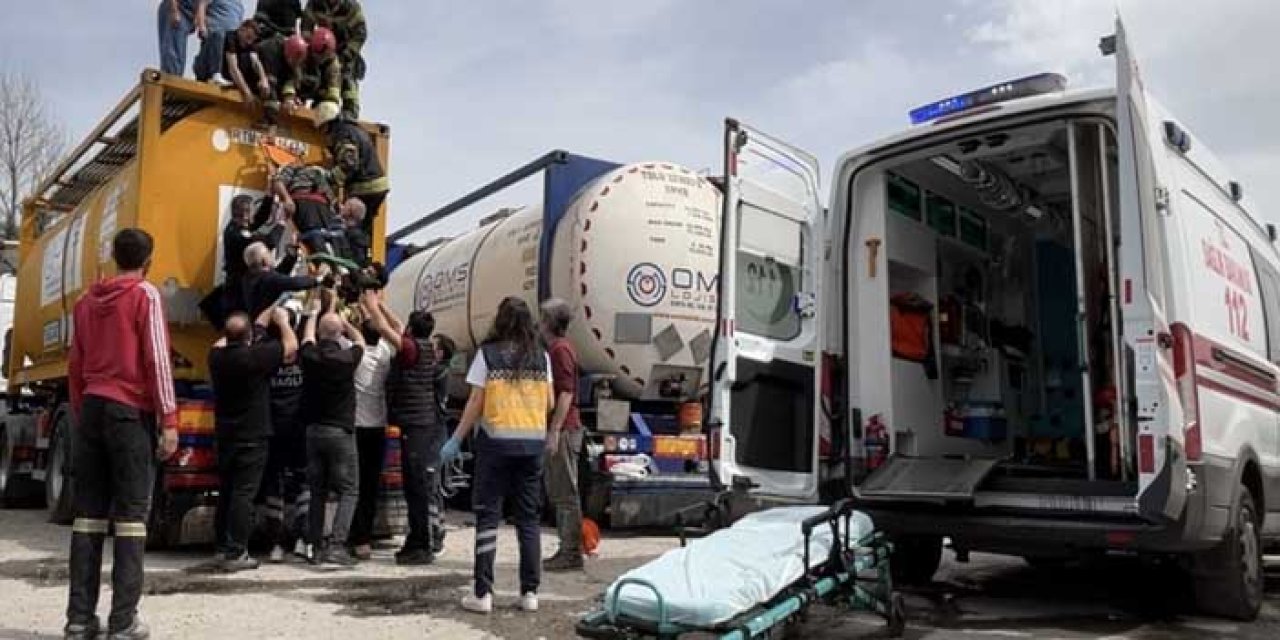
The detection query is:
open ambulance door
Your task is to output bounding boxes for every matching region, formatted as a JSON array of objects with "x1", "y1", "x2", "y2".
[
  {"x1": 706, "y1": 119, "x2": 824, "y2": 503},
  {"x1": 1107, "y1": 17, "x2": 1188, "y2": 521}
]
